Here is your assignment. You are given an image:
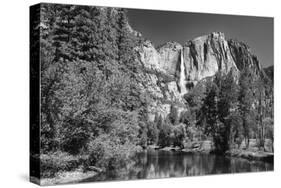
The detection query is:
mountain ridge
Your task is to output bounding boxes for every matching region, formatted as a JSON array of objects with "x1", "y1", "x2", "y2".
[{"x1": 134, "y1": 30, "x2": 269, "y2": 120}]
